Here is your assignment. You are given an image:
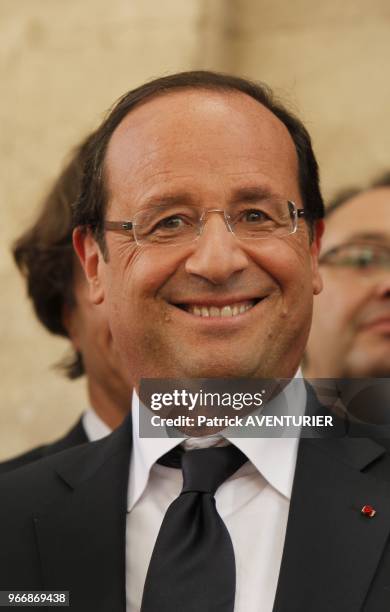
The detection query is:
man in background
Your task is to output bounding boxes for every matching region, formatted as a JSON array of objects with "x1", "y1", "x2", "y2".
[
  {"x1": 0, "y1": 136, "x2": 131, "y2": 473},
  {"x1": 305, "y1": 172, "x2": 390, "y2": 378}
]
